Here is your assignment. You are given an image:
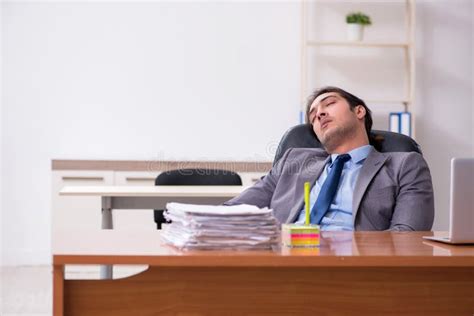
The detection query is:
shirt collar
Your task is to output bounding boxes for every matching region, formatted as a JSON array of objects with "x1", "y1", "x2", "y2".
[{"x1": 330, "y1": 145, "x2": 373, "y2": 166}]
